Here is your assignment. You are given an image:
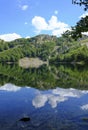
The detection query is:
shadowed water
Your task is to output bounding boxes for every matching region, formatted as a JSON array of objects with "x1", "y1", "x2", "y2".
[{"x1": 0, "y1": 64, "x2": 88, "y2": 130}]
